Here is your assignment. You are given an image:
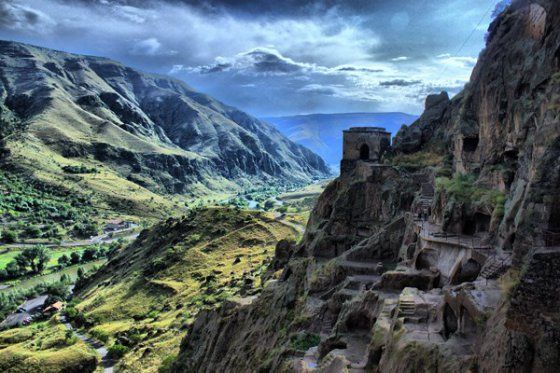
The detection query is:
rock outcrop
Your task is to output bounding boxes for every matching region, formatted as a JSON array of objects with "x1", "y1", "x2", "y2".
[{"x1": 174, "y1": 1, "x2": 560, "y2": 372}]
